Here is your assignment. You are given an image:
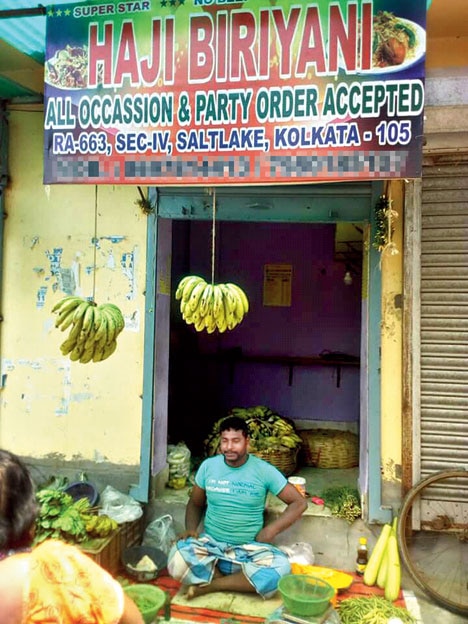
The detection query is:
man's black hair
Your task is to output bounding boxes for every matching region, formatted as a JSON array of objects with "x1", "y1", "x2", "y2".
[{"x1": 219, "y1": 416, "x2": 249, "y2": 437}]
